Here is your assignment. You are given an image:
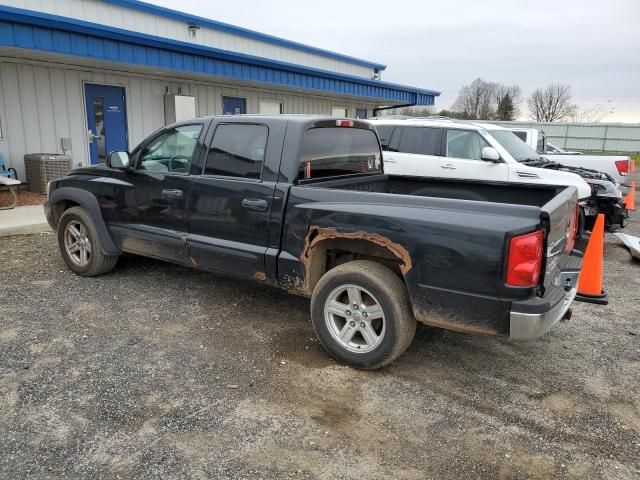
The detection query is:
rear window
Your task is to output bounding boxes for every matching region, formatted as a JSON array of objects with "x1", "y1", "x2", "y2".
[
  {"x1": 375, "y1": 125, "x2": 396, "y2": 150},
  {"x1": 300, "y1": 127, "x2": 382, "y2": 180},
  {"x1": 513, "y1": 131, "x2": 527, "y2": 142},
  {"x1": 398, "y1": 127, "x2": 441, "y2": 155}
]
